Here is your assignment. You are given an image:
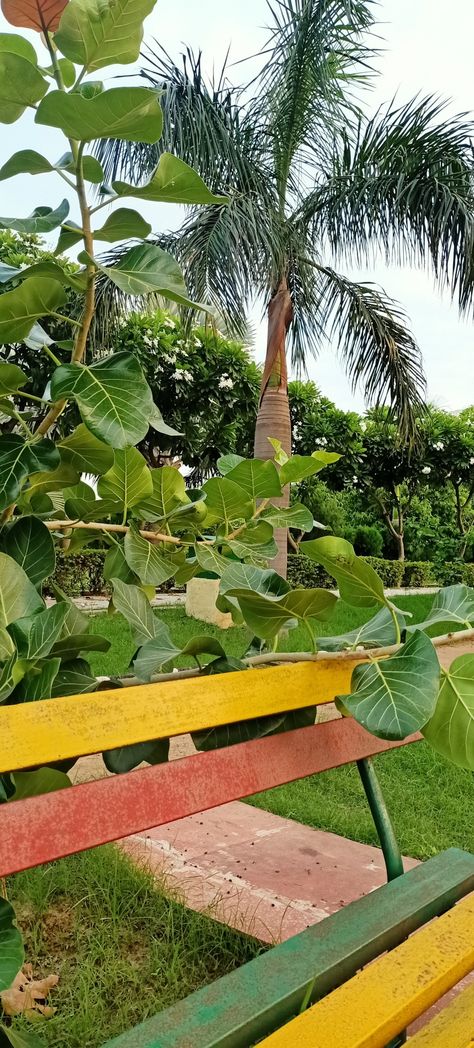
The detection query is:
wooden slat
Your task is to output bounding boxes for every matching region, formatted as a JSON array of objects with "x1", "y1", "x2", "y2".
[
  {"x1": 408, "y1": 979, "x2": 474, "y2": 1046},
  {"x1": 103, "y1": 850, "x2": 474, "y2": 1048},
  {"x1": 260, "y1": 895, "x2": 474, "y2": 1048},
  {"x1": 0, "y1": 719, "x2": 420, "y2": 877},
  {"x1": 0, "y1": 661, "x2": 364, "y2": 773}
]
